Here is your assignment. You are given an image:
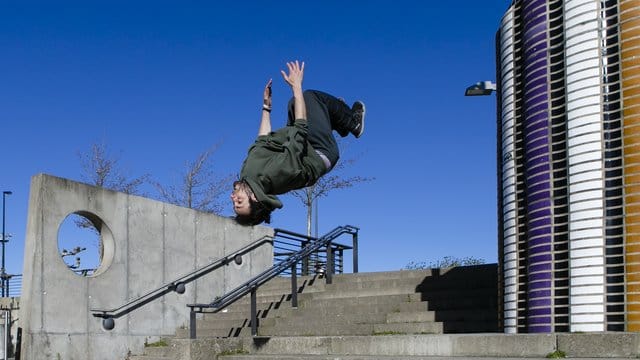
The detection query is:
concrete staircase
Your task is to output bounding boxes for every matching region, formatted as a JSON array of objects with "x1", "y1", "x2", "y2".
[
  {"x1": 179, "y1": 264, "x2": 497, "y2": 339},
  {"x1": 131, "y1": 265, "x2": 505, "y2": 359},
  {"x1": 129, "y1": 264, "x2": 640, "y2": 359}
]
